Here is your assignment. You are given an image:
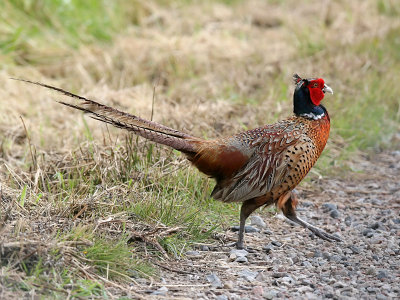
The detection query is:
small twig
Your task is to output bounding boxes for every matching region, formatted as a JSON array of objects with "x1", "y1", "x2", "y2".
[
  {"x1": 150, "y1": 77, "x2": 160, "y2": 121},
  {"x1": 20, "y1": 116, "x2": 37, "y2": 169},
  {"x1": 72, "y1": 204, "x2": 88, "y2": 220},
  {"x1": 152, "y1": 261, "x2": 195, "y2": 275}
]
